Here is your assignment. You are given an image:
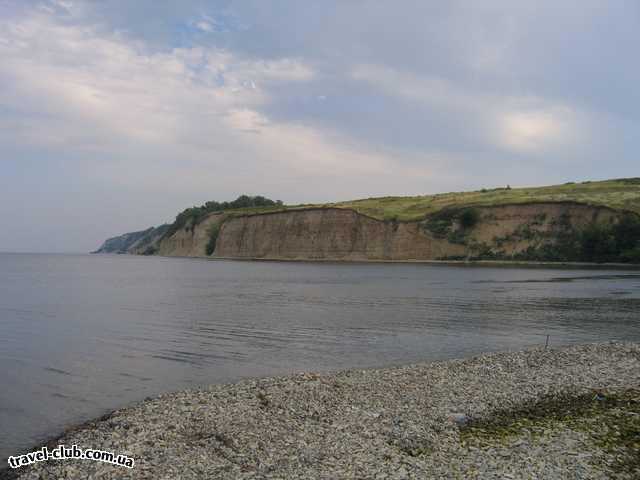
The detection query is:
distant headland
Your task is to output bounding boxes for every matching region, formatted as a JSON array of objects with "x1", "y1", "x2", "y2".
[{"x1": 94, "y1": 178, "x2": 640, "y2": 264}]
